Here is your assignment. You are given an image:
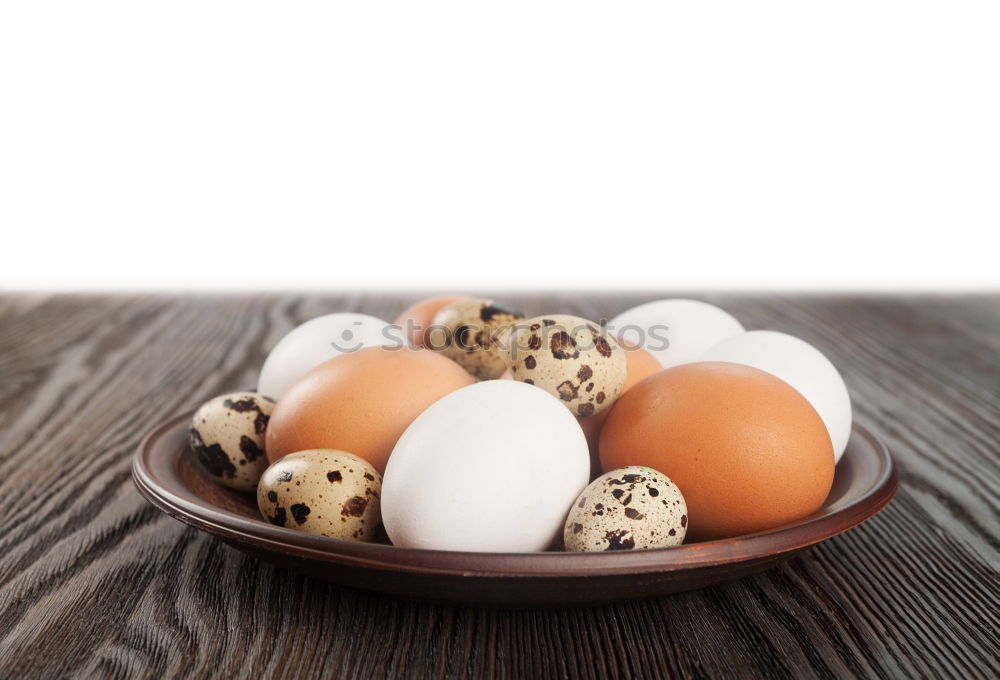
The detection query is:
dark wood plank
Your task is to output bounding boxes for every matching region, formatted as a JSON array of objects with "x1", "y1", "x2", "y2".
[{"x1": 0, "y1": 293, "x2": 997, "y2": 680}]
